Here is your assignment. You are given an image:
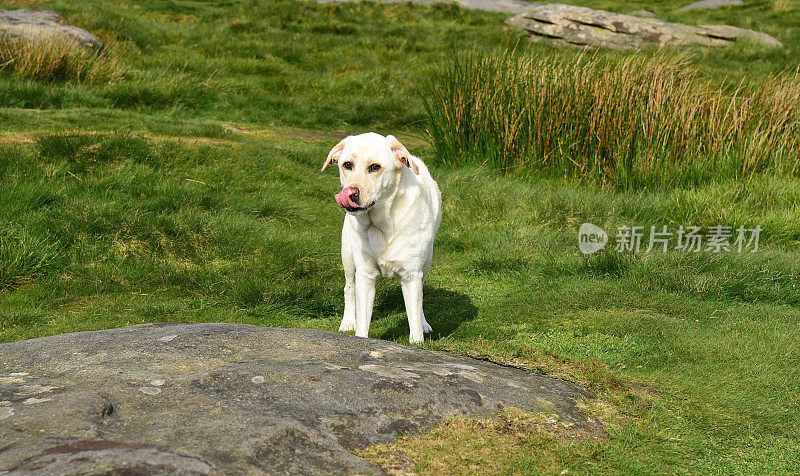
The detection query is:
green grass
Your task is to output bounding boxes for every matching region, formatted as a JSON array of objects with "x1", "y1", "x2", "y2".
[
  {"x1": 2, "y1": 0, "x2": 800, "y2": 474},
  {"x1": 2, "y1": 132, "x2": 799, "y2": 474}
]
